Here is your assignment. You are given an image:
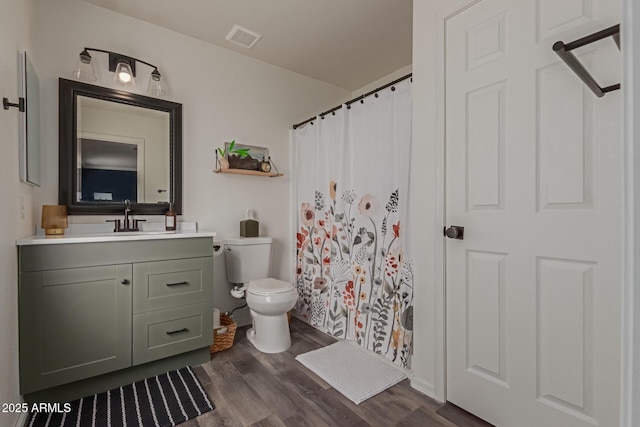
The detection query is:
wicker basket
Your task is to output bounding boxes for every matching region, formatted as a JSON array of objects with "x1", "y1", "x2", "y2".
[{"x1": 210, "y1": 313, "x2": 237, "y2": 353}]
